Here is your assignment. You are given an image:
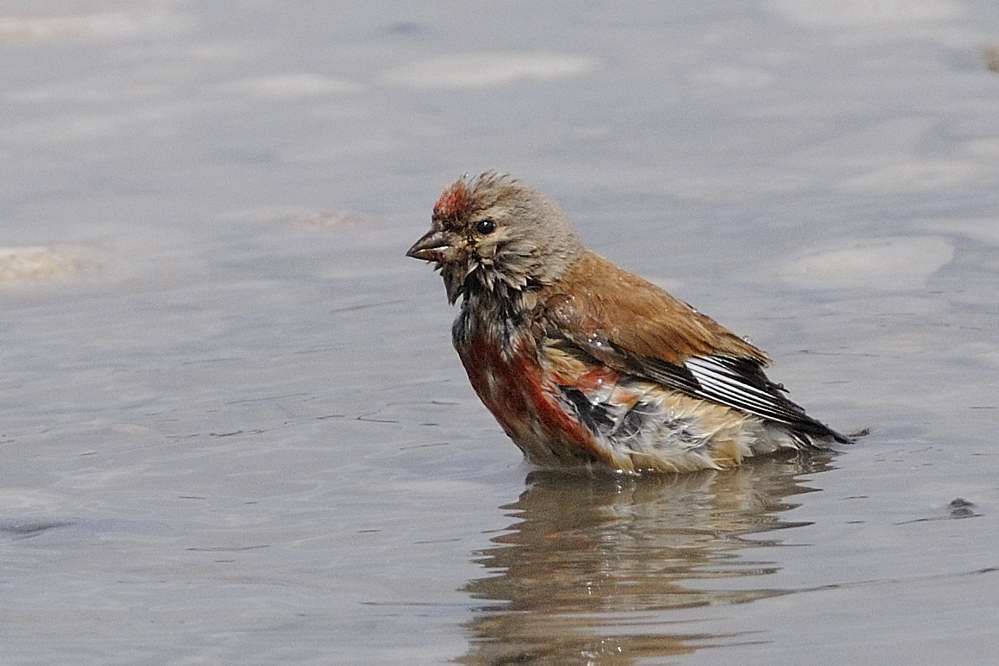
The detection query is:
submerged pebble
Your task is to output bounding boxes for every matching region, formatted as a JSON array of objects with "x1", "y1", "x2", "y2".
[
  {"x1": 986, "y1": 46, "x2": 999, "y2": 73},
  {"x1": 0, "y1": 10, "x2": 188, "y2": 43},
  {"x1": 217, "y1": 74, "x2": 361, "y2": 99},
  {"x1": 949, "y1": 497, "x2": 977, "y2": 519},
  {"x1": 0, "y1": 245, "x2": 81, "y2": 284},
  {"x1": 767, "y1": 0, "x2": 963, "y2": 26},
  {"x1": 218, "y1": 207, "x2": 369, "y2": 229},
  {"x1": 779, "y1": 237, "x2": 954, "y2": 290},
  {"x1": 382, "y1": 52, "x2": 599, "y2": 89},
  {"x1": 0, "y1": 519, "x2": 75, "y2": 539}
]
